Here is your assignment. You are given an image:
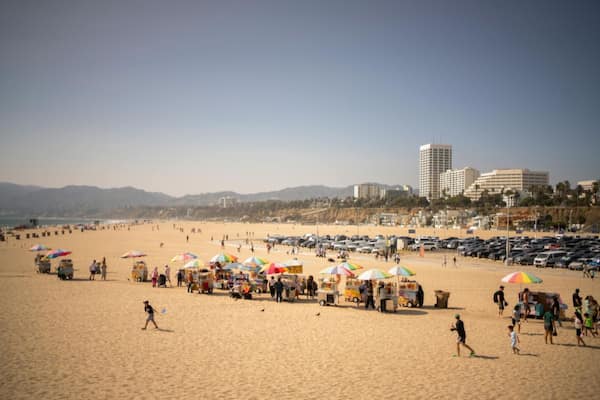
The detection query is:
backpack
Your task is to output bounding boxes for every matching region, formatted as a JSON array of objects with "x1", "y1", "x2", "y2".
[{"x1": 493, "y1": 291, "x2": 499, "y2": 303}]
